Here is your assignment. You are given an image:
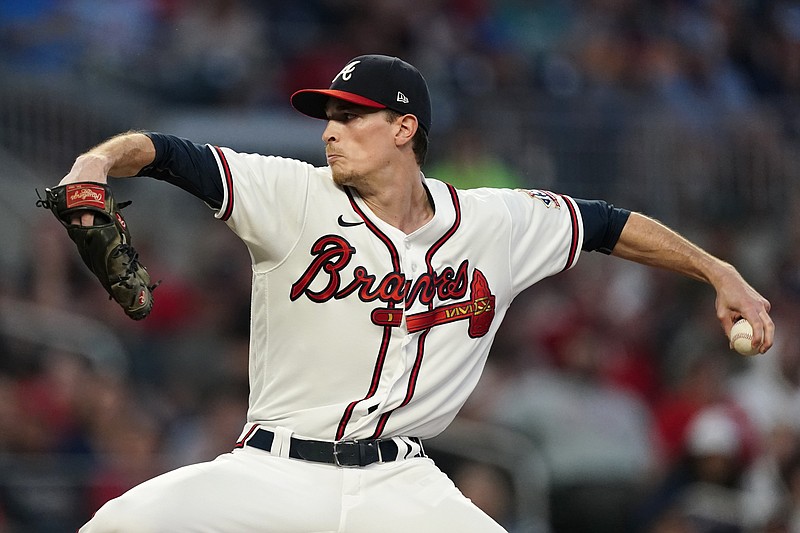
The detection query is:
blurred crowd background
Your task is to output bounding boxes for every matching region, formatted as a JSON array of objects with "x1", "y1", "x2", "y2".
[{"x1": 2, "y1": 0, "x2": 800, "y2": 532}]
